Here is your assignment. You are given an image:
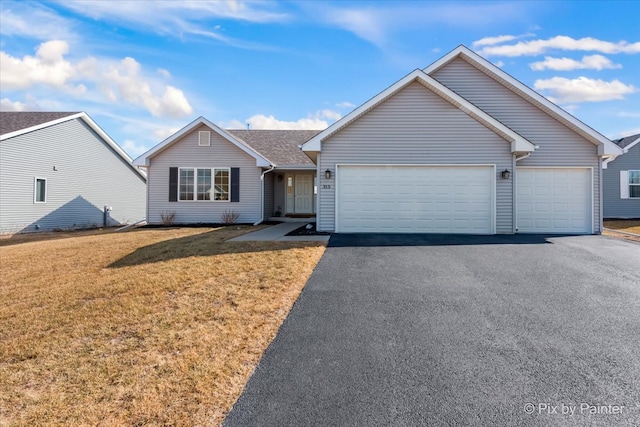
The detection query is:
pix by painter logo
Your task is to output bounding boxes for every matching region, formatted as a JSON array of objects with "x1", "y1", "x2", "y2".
[{"x1": 524, "y1": 402, "x2": 625, "y2": 416}]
